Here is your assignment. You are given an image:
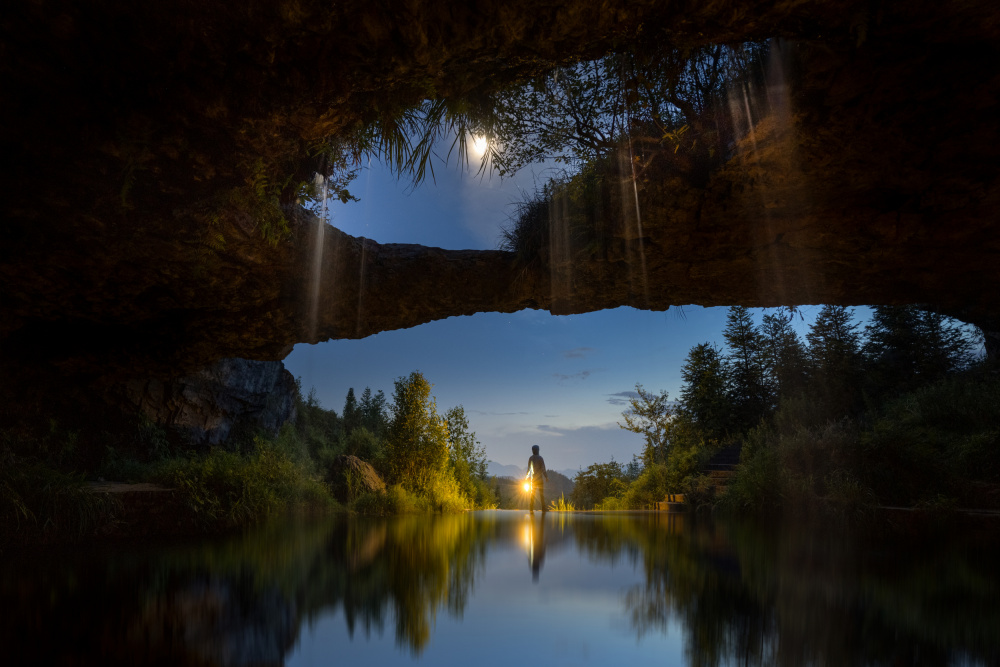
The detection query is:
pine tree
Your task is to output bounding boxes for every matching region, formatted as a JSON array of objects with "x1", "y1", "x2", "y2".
[
  {"x1": 722, "y1": 306, "x2": 769, "y2": 431},
  {"x1": 760, "y1": 309, "x2": 809, "y2": 401},
  {"x1": 918, "y1": 310, "x2": 973, "y2": 377},
  {"x1": 342, "y1": 387, "x2": 361, "y2": 437},
  {"x1": 359, "y1": 386, "x2": 388, "y2": 435},
  {"x1": 678, "y1": 342, "x2": 731, "y2": 439},
  {"x1": 805, "y1": 305, "x2": 862, "y2": 415},
  {"x1": 864, "y1": 306, "x2": 973, "y2": 392}
]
